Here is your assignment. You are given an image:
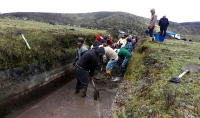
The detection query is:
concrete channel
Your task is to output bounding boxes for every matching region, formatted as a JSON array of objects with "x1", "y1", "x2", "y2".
[{"x1": 2, "y1": 63, "x2": 122, "y2": 118}]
